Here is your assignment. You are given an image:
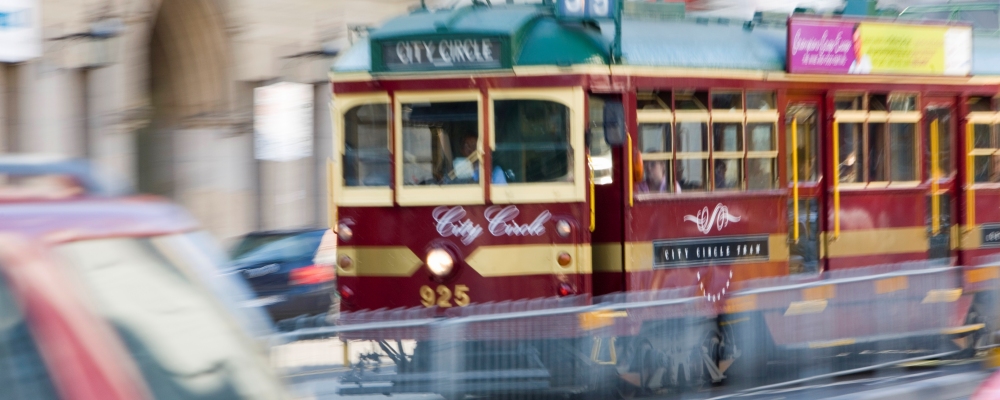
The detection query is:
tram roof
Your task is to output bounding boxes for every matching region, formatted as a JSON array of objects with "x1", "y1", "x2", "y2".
[{"x1": 332, "y1": 4, "x2": 1000, "y2": 77}]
